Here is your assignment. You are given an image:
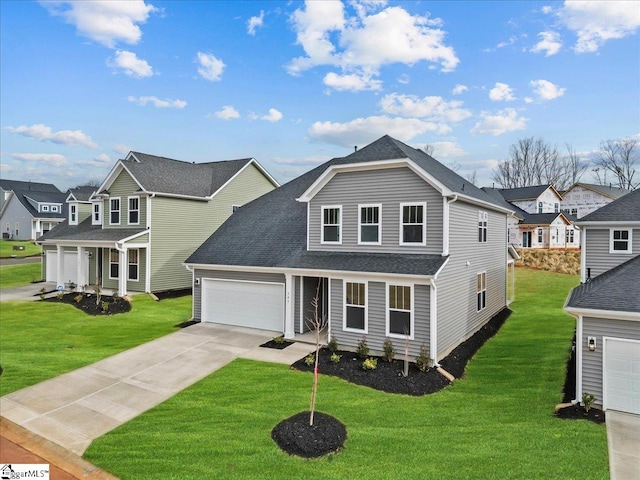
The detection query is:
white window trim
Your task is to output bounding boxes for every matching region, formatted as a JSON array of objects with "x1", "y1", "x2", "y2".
[
  {"x1": 69, "y1": 204, "x2": 77, "y2": 225},
  {"x1": 128, "y1": 196, "x2": 140, "y2": 225},
  {"x1": 358, "y1": 203, "x2": 382, "y2": 245},
  {"x1": 128, "y1": 248, "x2": 139, "y2": 281},
  {"x1": 386, "y1": 283, "x2": 414, "y2": 340},
  {"x1": 232, "y1": 204, "x2": 241, "y2": 213},
  {"x1": 42, "y1": 205, "x2": 49, "y2": 212},
  {"x1": 478, "y1": 211, "x2": 488, "y2": 243},
  {"x1": 609, "y1": 228, "x2": 632, "y2": 254},
  {"x1": 51, "y1": 205, "x2": 59, "y2": 213},
  {"x1": 399, "y1": 202, "x2": 427, "y2": 246},
  {"x1": 343, "y1": 280, "x2": 367, "y2": 333},
  {"x1": 477, "y1": 271, "x2": 487, "y2": 312},
  {"x1": 92, "y1": 202, "x2": 102, "y2": 225},
  {"x1": 108, "y1": 249, "x2": 119, "y2": 280},
  {"x1": 321, "y1": 205, "x2": 342, "y2": 244},
  {"x1": 110, "y1": 197, "x2": 121, "y2": 226}
]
